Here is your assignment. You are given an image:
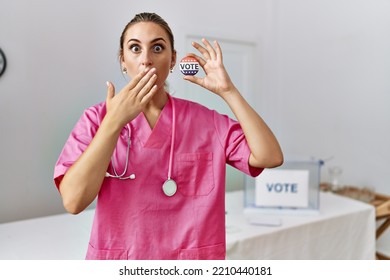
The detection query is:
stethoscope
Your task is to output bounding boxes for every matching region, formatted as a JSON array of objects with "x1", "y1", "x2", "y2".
[{"x1": 105, "y1": 95, "x2": 177, "y2": 197}]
